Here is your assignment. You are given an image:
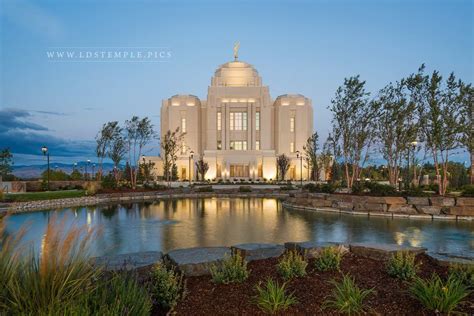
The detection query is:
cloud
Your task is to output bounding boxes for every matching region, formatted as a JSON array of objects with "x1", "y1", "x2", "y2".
[
  {"x1": 0, "y1": 108, "x2": 94, "y2": 157},
  {"x1": 0, "y1": 108, "x2": 48, "y2": 132},
  {"x1": 33, "y1": 110, "x2": 69, "y2": 116}
]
